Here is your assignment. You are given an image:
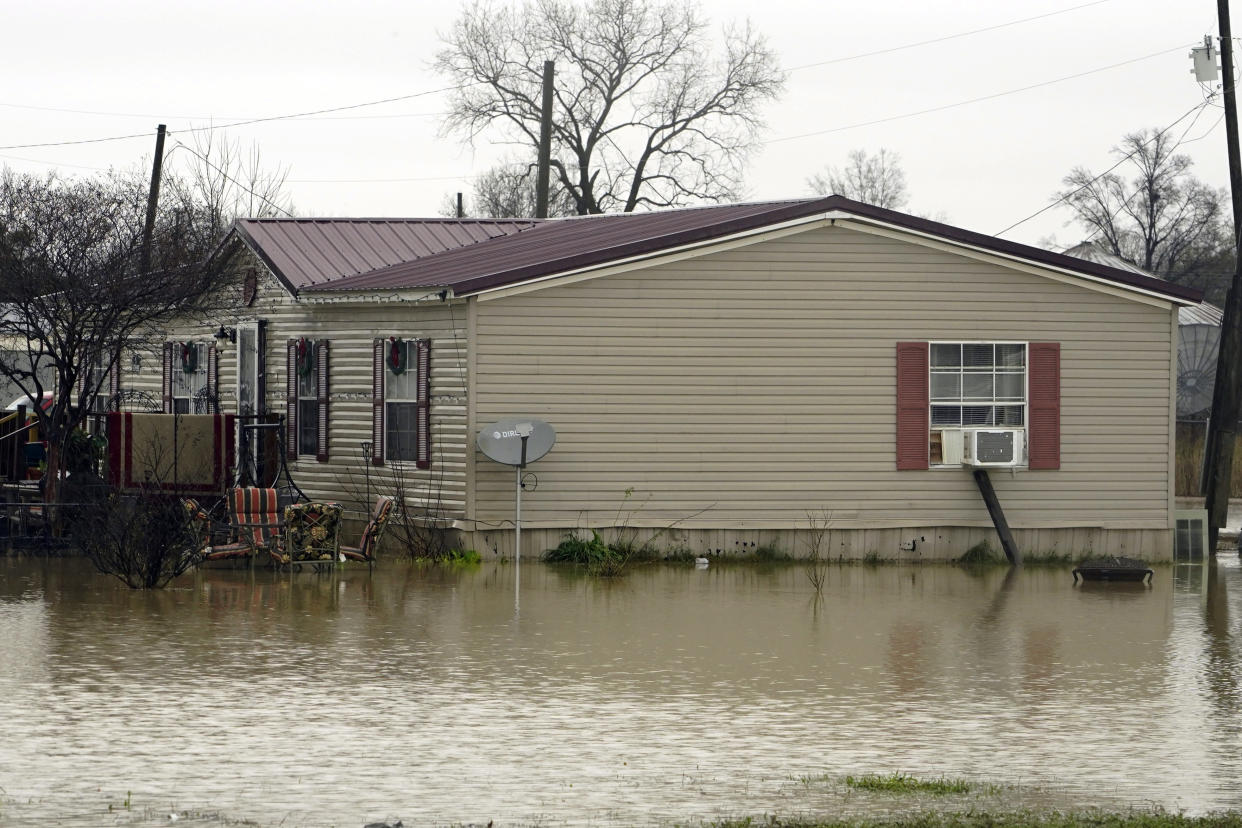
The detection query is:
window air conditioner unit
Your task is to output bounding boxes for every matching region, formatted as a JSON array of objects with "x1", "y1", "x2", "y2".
[{"x1": 967, "y1": 429, "x2": 1023, "y2": 467}]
